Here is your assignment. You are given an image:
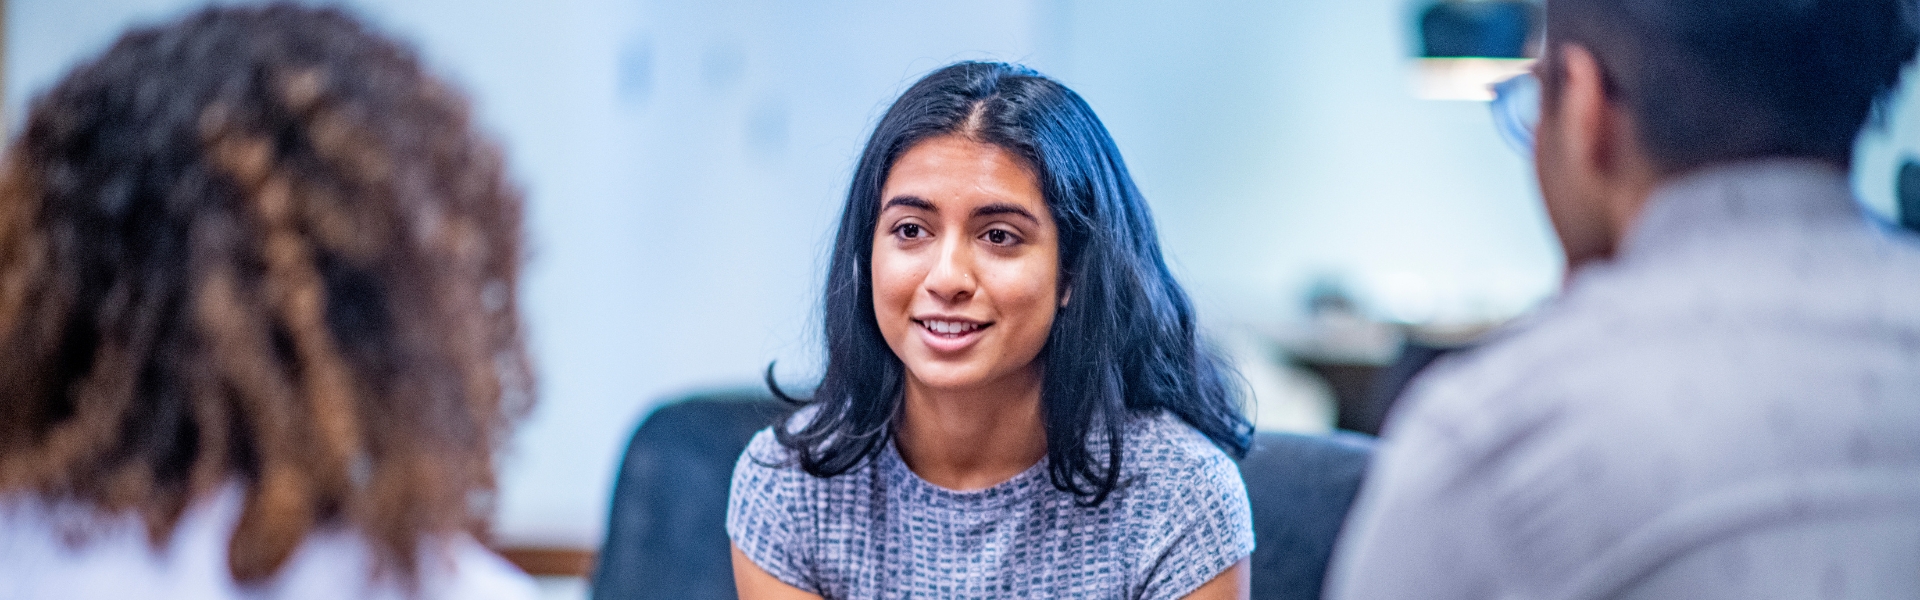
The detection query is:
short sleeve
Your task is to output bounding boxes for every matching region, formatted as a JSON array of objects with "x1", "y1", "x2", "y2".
[
  {"x1": 1136, "y1": 433, "x2": 1257, "y2": 600},
  {"x1": 725, "y1": 429, "x2": 818, "y2": 593}
]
